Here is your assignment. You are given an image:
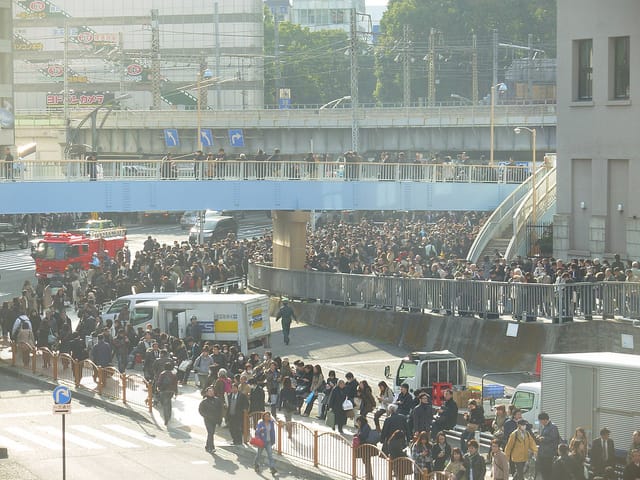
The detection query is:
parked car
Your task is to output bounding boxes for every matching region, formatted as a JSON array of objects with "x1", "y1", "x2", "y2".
[
  {"x1": 180, "y1": 211, "x2": 200, "y2": 230},
  {"x1": 0, "y1": 223, "x2": 29, "y2": 251},
  {"x1": 189, "y1": 216, "x2": 238, "y2": 244}
]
